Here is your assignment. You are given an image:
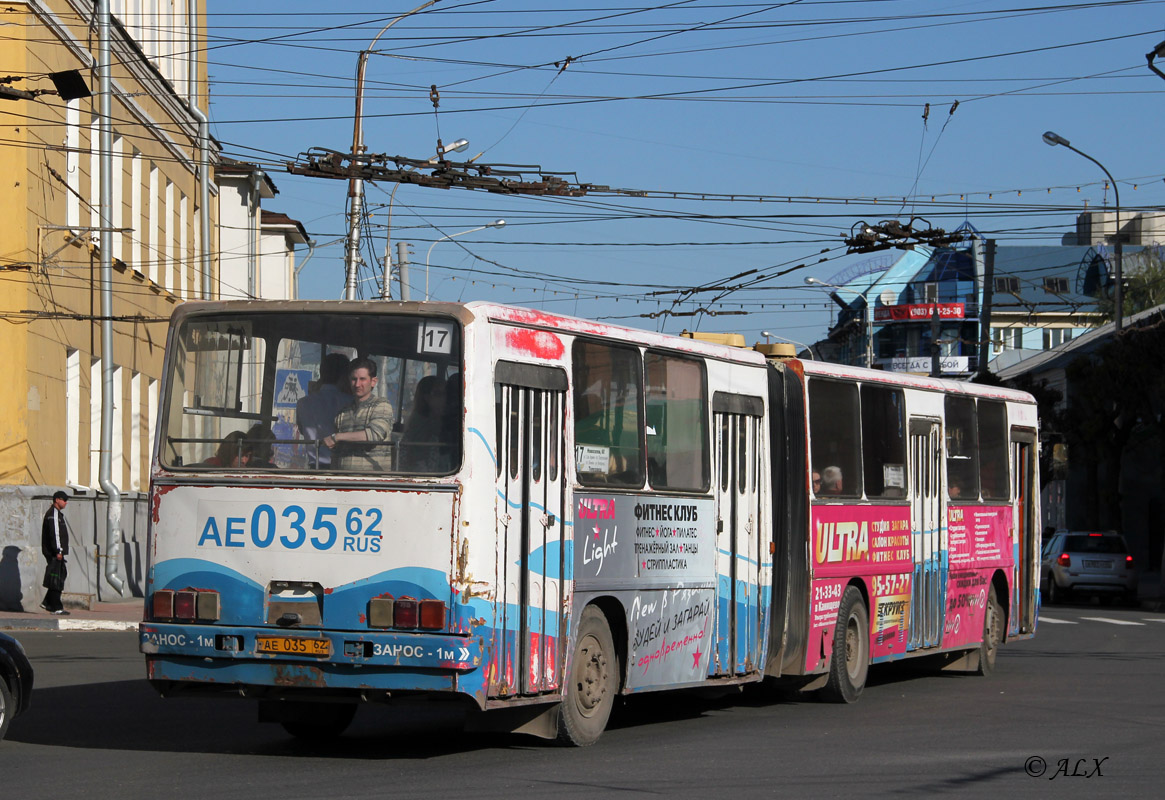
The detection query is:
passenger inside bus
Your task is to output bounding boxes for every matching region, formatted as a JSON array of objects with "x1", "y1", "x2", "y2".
[
  {"x1": 246, "y1": 424, "x2": 278, "y2": 469},
  {"x1": 324, "y1": 358, "x2": 395, "y2": 472},
  {"x1": 201, "y1": 431, "x2": 252, "y2": 468},
  {"x1": 820, "y1": 466, "x2": 844, "y2": 494},
  {"x1": 399, "y1": 375, "x2": 447, "y2": 472},
  {"x1": 295, "y1": 352, "x2": 351, "y2": 467}
]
